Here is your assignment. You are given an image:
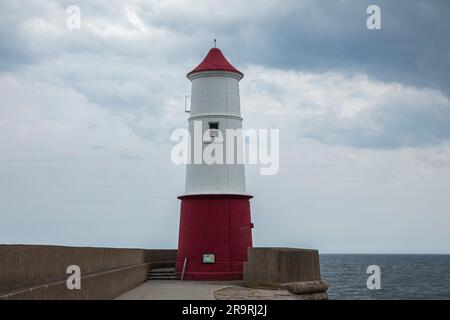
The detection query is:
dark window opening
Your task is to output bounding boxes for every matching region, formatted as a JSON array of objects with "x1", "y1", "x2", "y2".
[{"x1": 209, "y1": 122, "x2": 219, "y2": 130}]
